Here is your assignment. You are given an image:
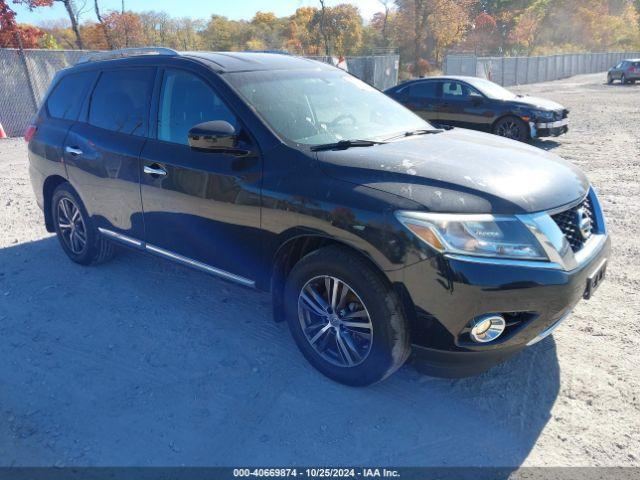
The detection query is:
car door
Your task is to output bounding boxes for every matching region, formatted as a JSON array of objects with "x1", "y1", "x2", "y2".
[
  {"x1": 139, "y1": 67, "x2": 262, "y2": 284},
  {"x1": 64, "y1": 67, "x2": 156, "y2": 239},
  {"x1": 401, "y1": 81, "x2": 441, "y2": 121},
  {"x1": 28, "y1": 70, "x2": 97, "y2": 200},
  {"x1": 612, "y1": 62, "x2": 625, "y2": 79},
  {"x1": 438, "y1": 80, "x2": 491, "y2": 130}
]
